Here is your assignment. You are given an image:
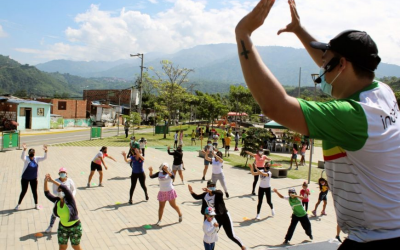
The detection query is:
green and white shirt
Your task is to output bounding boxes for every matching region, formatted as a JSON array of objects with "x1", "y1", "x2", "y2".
[
  {"x1": 299, "y1": 81, "x2": 400, "y2": 242},
  {"x1": 284, "y1": 196, "x2": 307, "y2": 217}
]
